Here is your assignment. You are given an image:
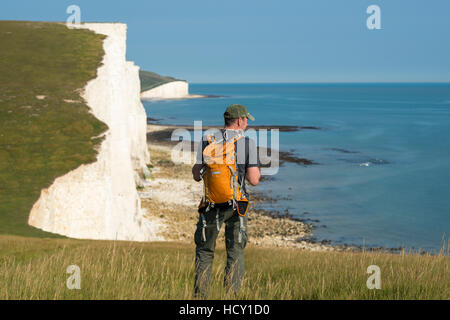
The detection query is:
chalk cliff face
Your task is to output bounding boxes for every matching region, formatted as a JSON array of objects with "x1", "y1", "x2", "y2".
[
  {"x1": 28, "y1": 23, "x2": 165, "y2": 241},
  {"x1": 141, "y1": 80, "x2": 189, "y2": 99}
]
